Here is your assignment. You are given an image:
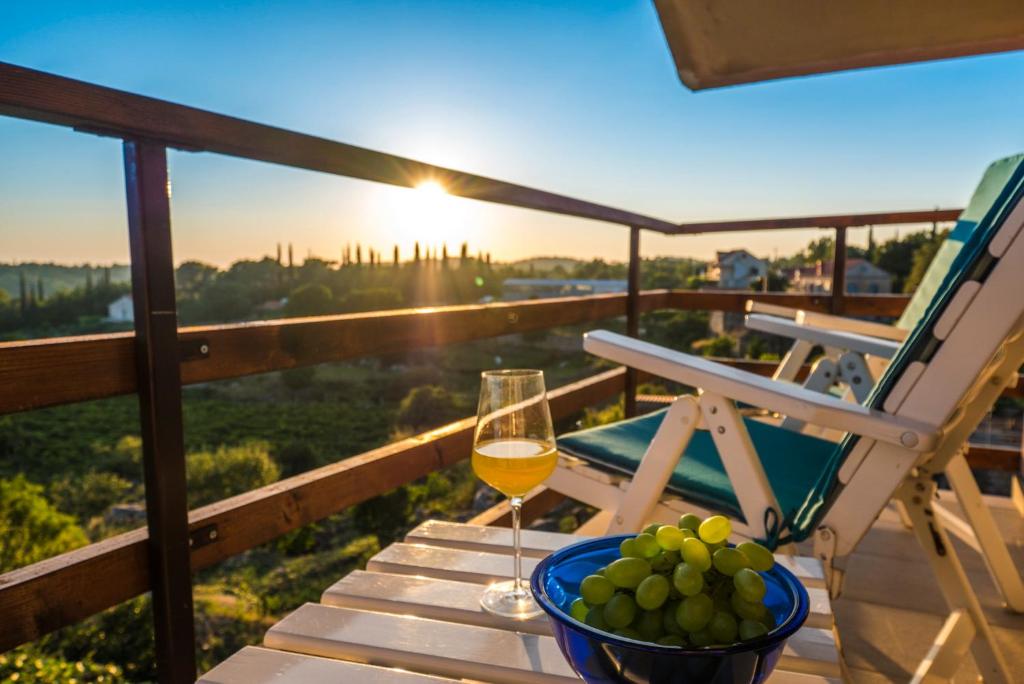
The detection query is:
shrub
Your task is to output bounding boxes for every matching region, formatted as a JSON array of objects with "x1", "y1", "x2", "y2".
[
  {"x1": 0, "y1": 475, "x2": 88, "y2": 572},
  {"x1": 187, "y1": 442, "x2": 280, "y2": 508},
  {"x1": 49, "y1": 471, "x2": 136, "y2": 522},
  {"x1": 395, "y1": 385, "x2": 460, "y2": 432}
]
